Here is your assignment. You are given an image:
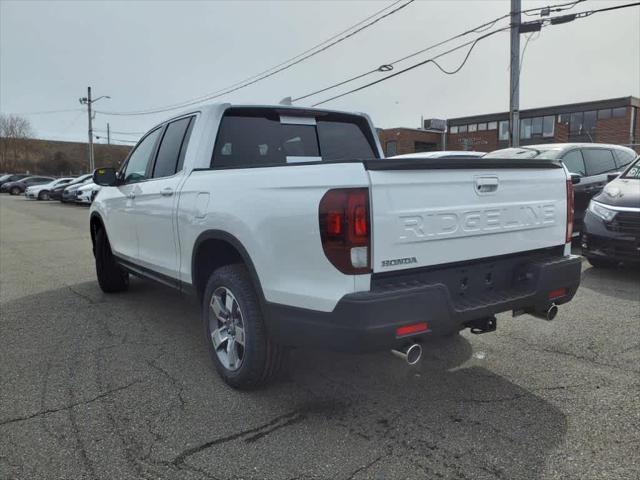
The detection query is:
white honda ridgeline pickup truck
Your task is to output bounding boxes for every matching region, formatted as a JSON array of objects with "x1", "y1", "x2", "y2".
[{"x1": 91, "y1": 103, "x2": 581, "y2": 388}]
